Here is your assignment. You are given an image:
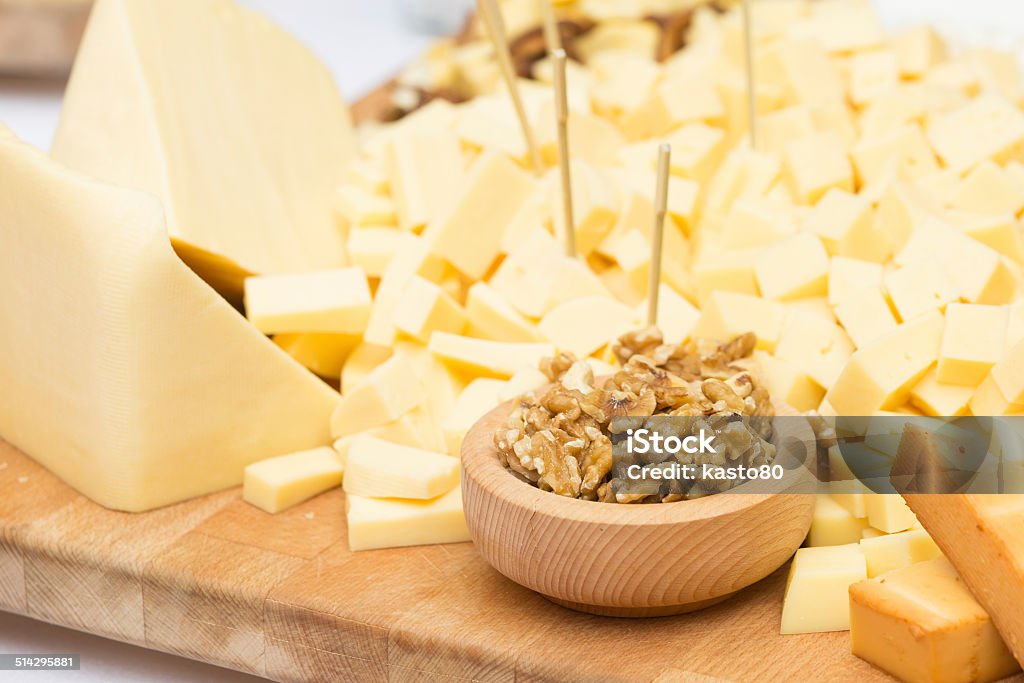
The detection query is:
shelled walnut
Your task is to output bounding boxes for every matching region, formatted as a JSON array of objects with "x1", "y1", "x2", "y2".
[{"x1": 494, "y1": 327, "x2": 777, "y2": 503}]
